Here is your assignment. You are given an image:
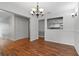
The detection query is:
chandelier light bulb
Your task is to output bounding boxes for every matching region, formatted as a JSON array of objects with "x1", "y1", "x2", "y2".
[
  {"x1": 30, "y1": 11, "x2": 33, "y2": 14},
  {"x1": 71, "y1": 13, "x2": 75, "y2": 15},
  {"x1": 39, "y1": 8, "x2": 44, "y2": 12},
  {"x1": 32, "y1": 8, "x2": 36, "y2": 11}
]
